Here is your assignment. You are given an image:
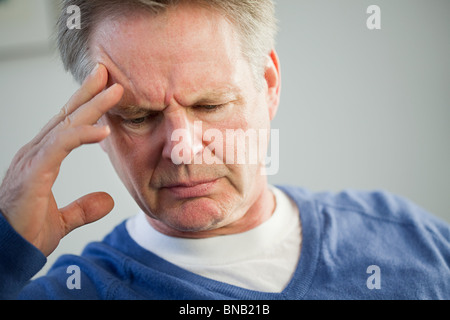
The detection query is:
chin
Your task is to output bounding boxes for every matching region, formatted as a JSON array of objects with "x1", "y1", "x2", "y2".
[{"x1": 156, "y1": 197, "x2": 230, "y2": 233}]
